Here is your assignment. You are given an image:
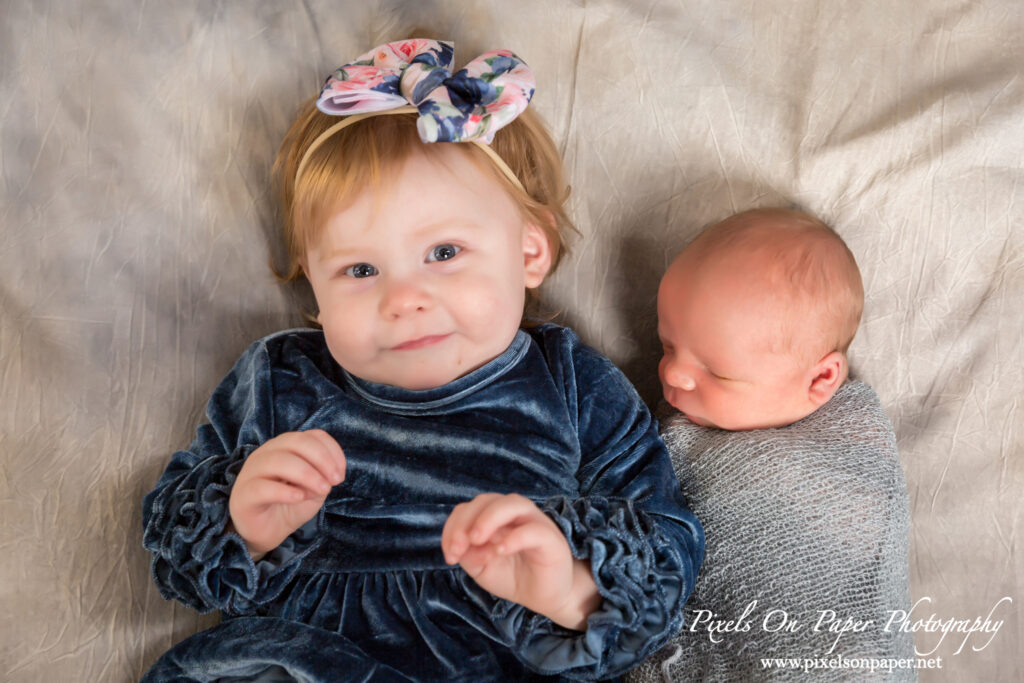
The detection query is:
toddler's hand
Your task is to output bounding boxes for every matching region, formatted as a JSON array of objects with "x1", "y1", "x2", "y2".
[
  {"x1": 441, "y1": 493, "x2": 600, "y2": 630},
  {"x1": 229, "y1": 429, "x2": 345, "y2": 559}
]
